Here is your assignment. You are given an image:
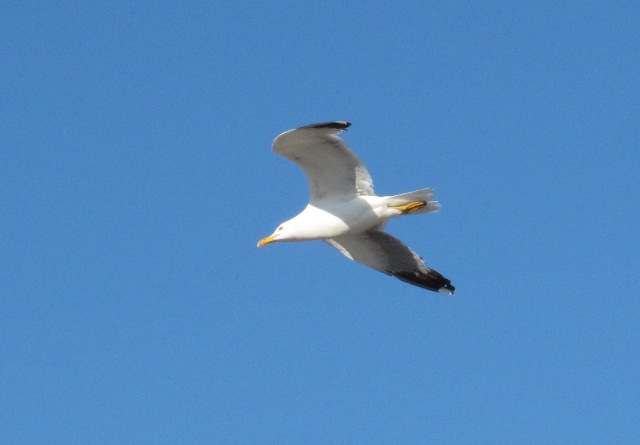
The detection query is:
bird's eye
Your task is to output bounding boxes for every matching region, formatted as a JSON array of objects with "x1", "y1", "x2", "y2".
[{"x1": 277, "y1": 226, "x2": 283, "y2": 231}]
